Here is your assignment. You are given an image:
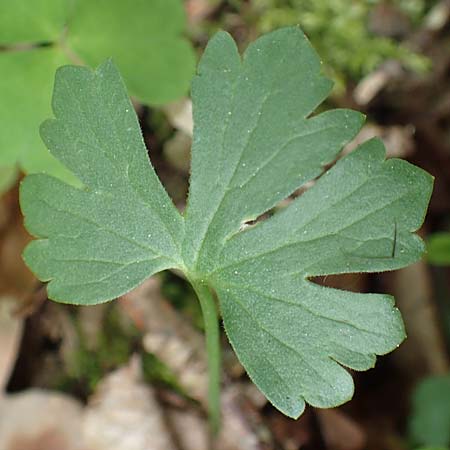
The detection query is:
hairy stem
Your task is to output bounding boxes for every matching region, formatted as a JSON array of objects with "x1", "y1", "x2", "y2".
[{"x1": 191, "y1": 279, "x2": 221, "y2": 435}]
